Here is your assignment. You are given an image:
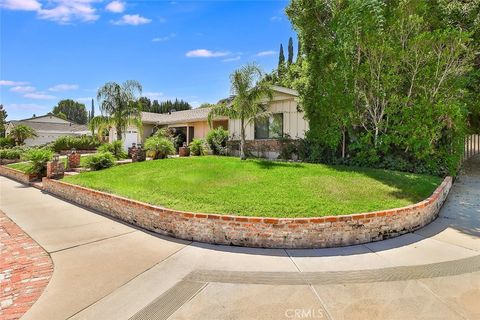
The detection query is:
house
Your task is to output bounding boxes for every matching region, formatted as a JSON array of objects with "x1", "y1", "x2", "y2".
[
  {"x1": 116, "y1": 86, "x2": 308, "y2": 158},
  {"x1": 5, "y1": 114, "x2": 89, "y2": 146}
]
